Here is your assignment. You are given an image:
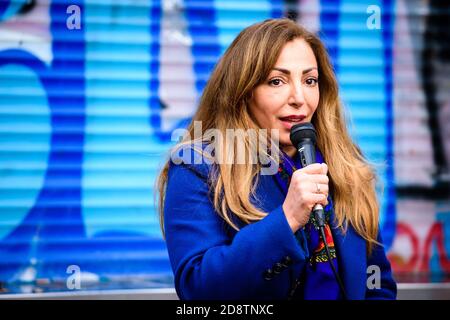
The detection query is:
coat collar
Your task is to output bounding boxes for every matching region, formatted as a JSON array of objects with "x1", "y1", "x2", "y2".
[{"x1": 330, "y1": 218, "x2": 367, "y2": 299}]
